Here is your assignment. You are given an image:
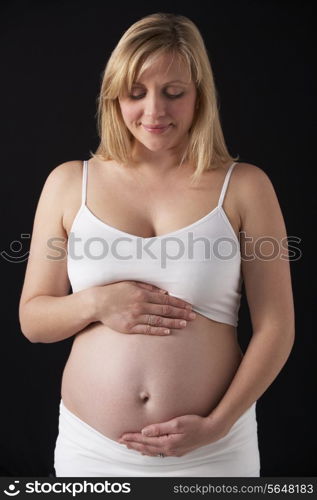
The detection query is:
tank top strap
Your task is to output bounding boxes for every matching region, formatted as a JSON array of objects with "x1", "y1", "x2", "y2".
[
  {"x1": 81, "y1": 160, "x2": 88, "y2": 206},
  {"x1": 217, "y1": 162, "x2": 238, "y2": 208}
]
